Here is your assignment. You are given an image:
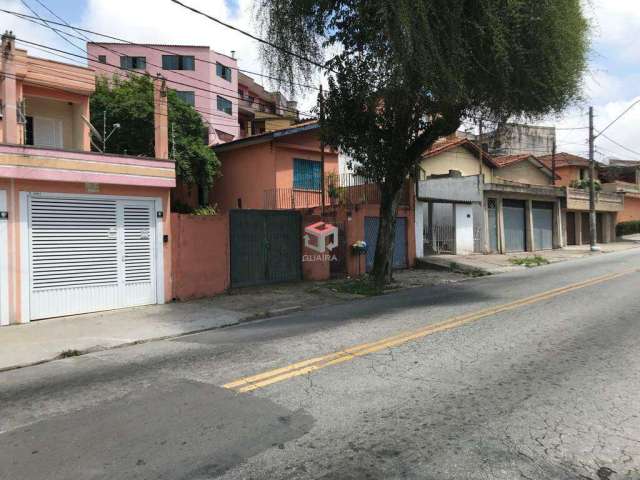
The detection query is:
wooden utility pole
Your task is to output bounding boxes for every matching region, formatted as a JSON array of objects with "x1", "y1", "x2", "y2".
[
  {"x1": 588, "y1": 106, "x2": 598, "y2": 250},
  {"x1": 319, "y1": 84, "x2": 325, "y2": 216}
]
